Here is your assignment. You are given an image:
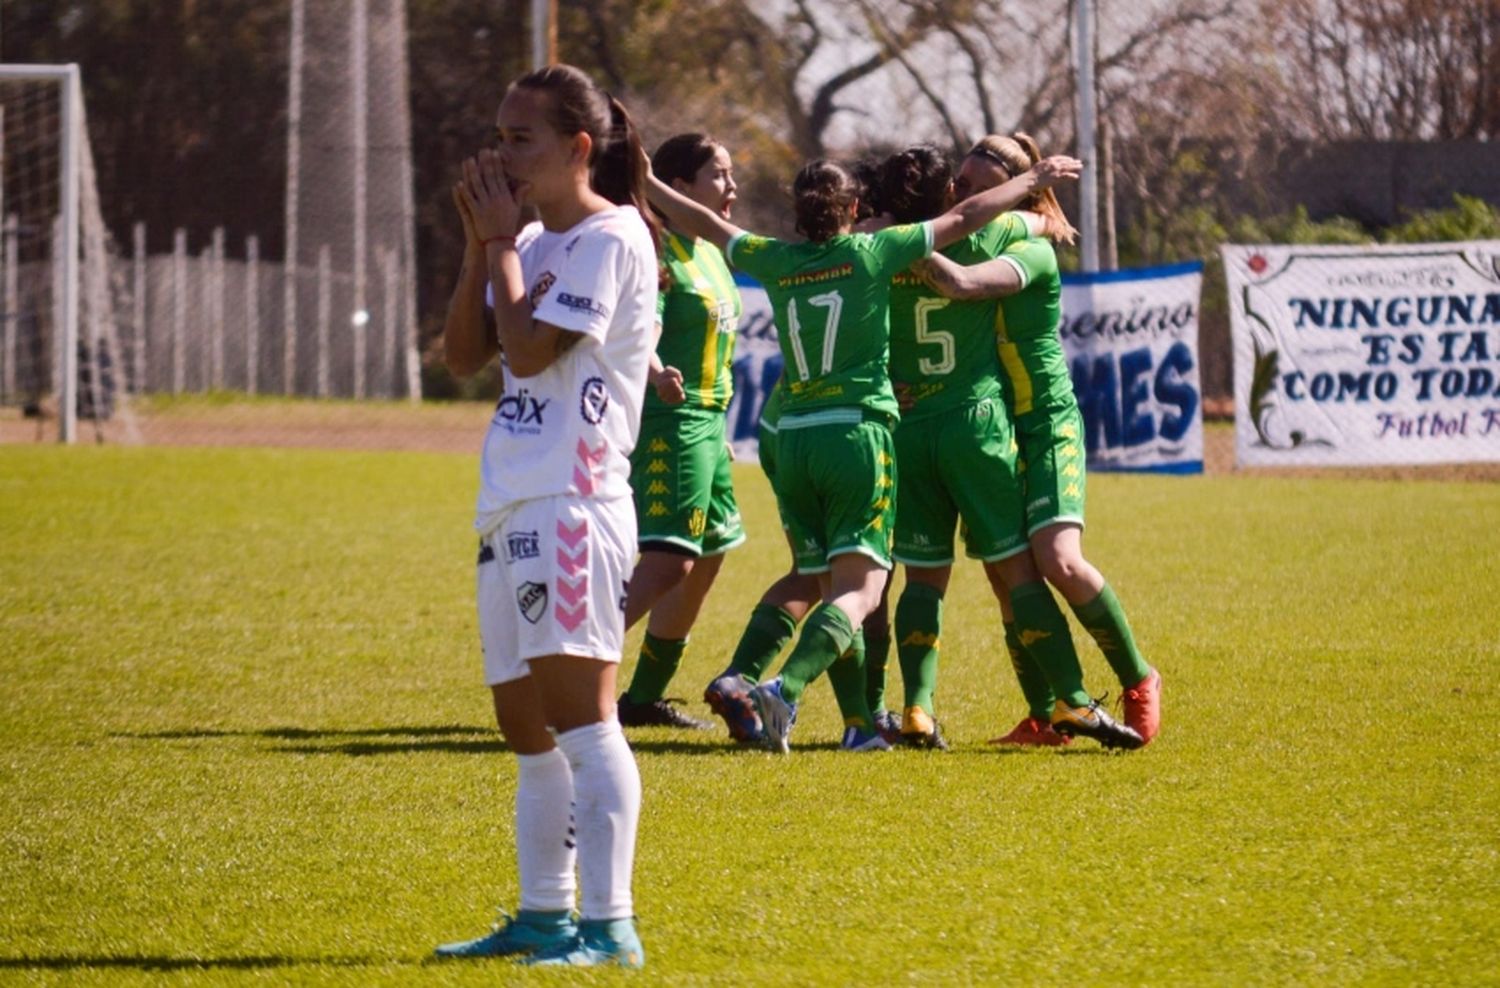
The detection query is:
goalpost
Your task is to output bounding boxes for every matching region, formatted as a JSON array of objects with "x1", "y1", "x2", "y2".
[{"x1": 0, "y1": 63, "x2": 125, "y2": 444}]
